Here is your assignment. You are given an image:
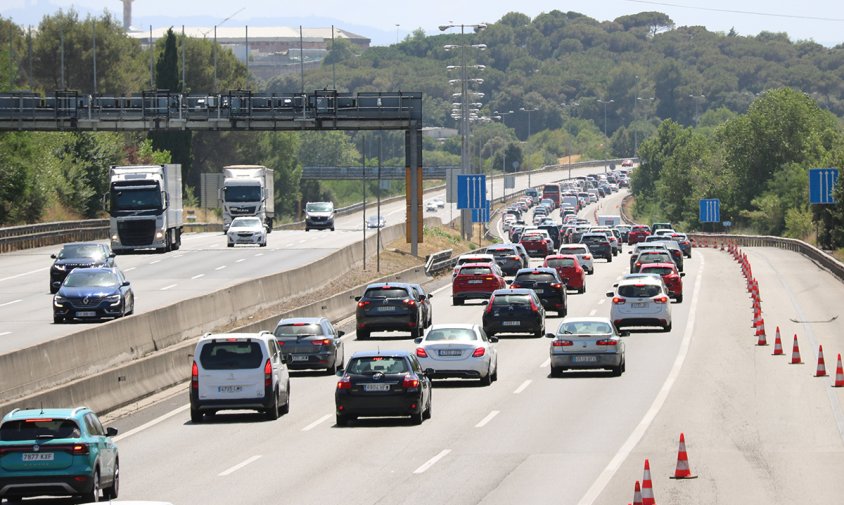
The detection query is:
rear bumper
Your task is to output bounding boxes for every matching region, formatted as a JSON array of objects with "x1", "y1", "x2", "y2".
[
  {"x1": 613, "y1": 317, "x2": 670, "y2": 329},
  {"x1": 0, "y1": 474, "x2": 93, "y2": 498},
  {"x1": 452, "y1": 290, "x2": 496, "y2": 301},
  {"x1": 551, "y1": 352, "x2": 622, "y2": 369},
  {"x1": 190, "y1": 390, "x2": 274, "y2": 411},
  {"x1": 285, "y1": 351, "x2": 335, "y2": 369},
  {"x1": 356, "y1": 313, "x2": 418, "y2": 332},
  {"x1": 483, "y1": 315, "x2": 542, "y2": 334},
  {"x1": 335, "y1": 391, "x2": 423, "y2": 417}
]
